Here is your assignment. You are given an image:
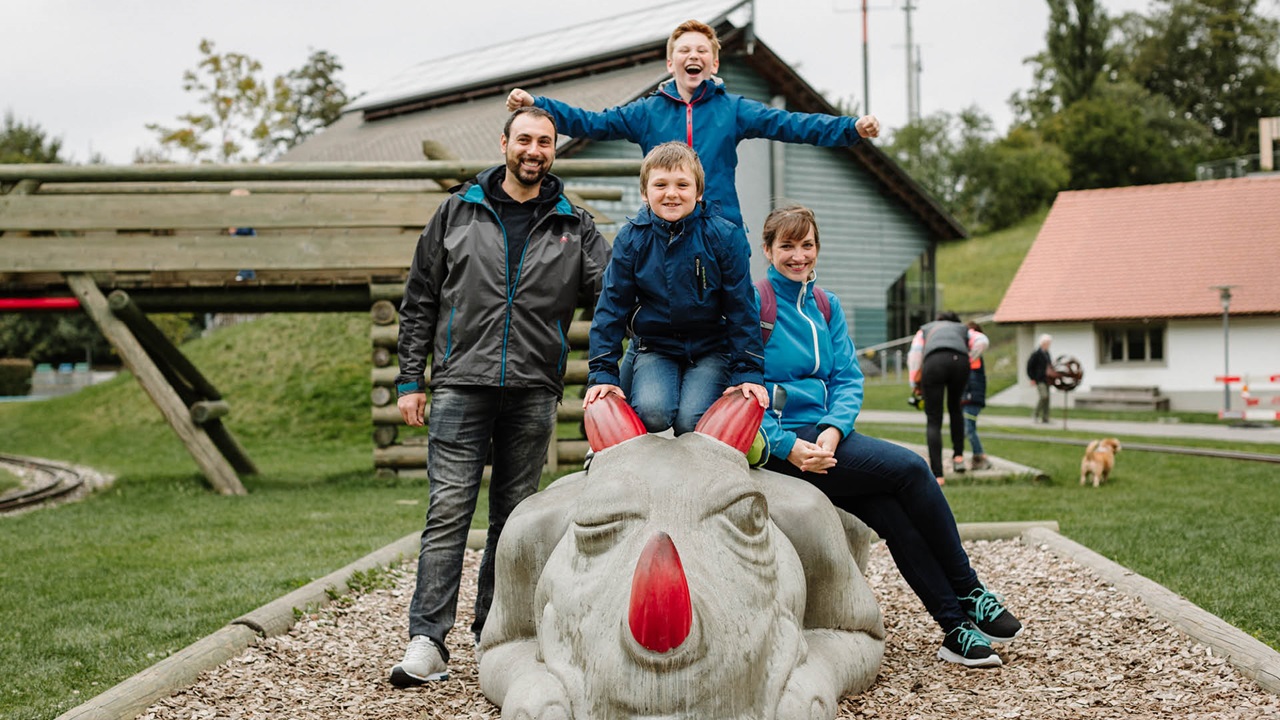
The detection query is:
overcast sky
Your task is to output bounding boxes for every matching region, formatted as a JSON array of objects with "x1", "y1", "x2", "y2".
[{"x1": 4, "y1": 0, "x2": 1158, "y2": 164}]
